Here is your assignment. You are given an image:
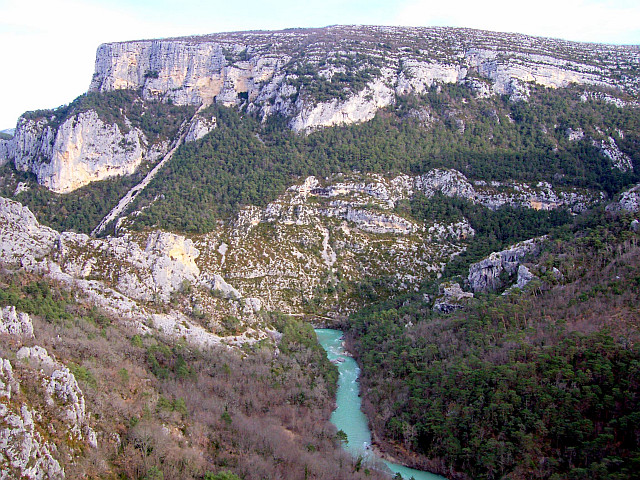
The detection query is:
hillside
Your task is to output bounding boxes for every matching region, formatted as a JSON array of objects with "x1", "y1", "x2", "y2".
[{"x1": 0, "y1": 25, "x2": 639, "y2": 480}]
